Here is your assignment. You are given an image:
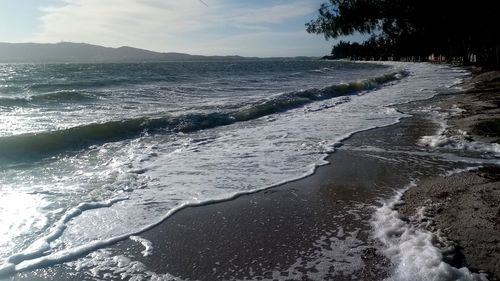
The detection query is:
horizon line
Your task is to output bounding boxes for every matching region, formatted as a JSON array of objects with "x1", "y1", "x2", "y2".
[{"x1": 0, "y1": 41, "x2": 323, "y2": 59}]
